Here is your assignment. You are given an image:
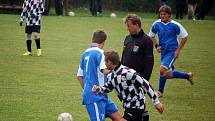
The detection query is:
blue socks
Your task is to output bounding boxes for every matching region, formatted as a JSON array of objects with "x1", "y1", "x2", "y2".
[
  {"x1": 158, "y1": 76, "x2": 167, "y2": 93},
  {"x1": 158, "y1": 71, "x2": 189, "y2": 93},
  {"x1": 172, "y1": 71, "x2": 189, "y2": 79}
]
